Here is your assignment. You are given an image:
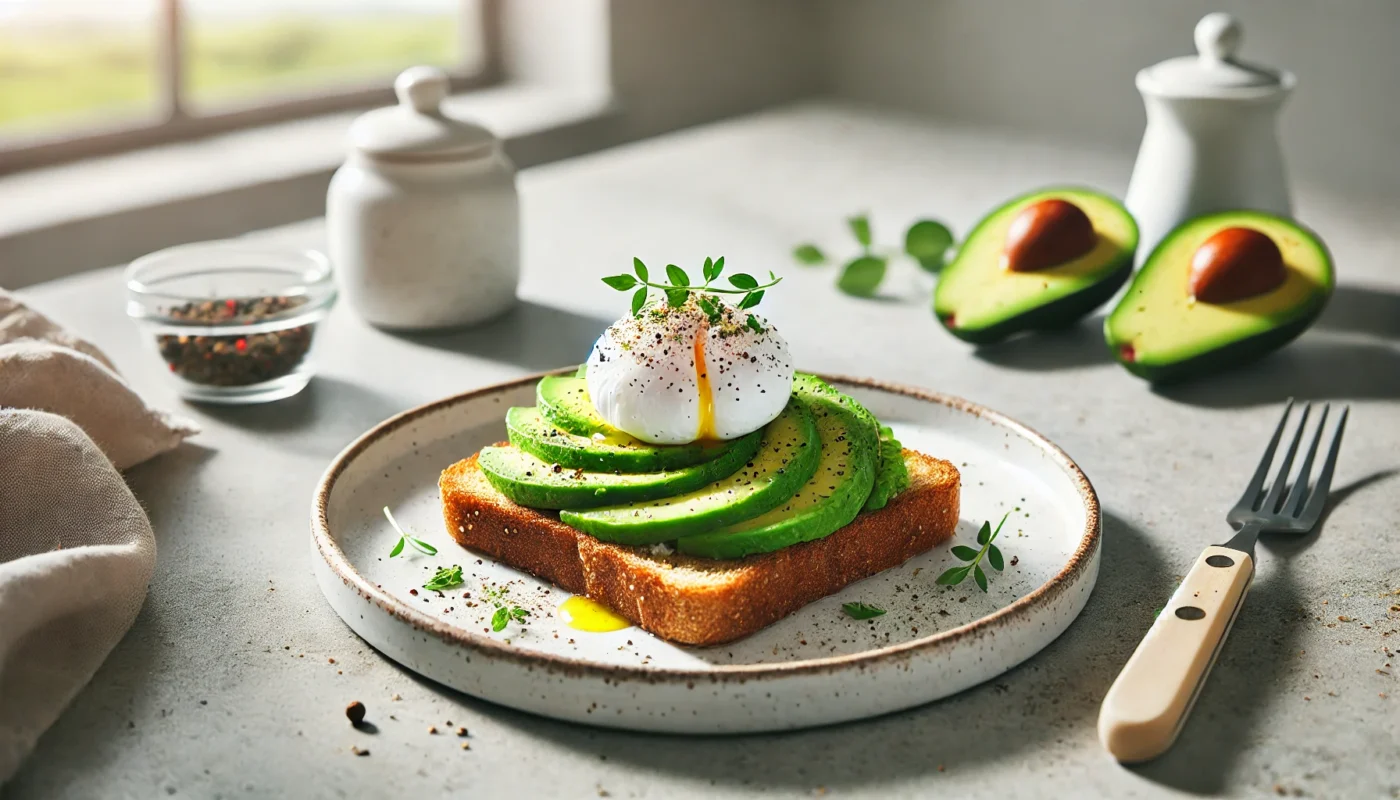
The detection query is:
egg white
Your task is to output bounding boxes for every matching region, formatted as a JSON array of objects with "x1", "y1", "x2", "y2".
[{"x1": 586, "y1": 299, "x2": 793, "y2": 444}]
